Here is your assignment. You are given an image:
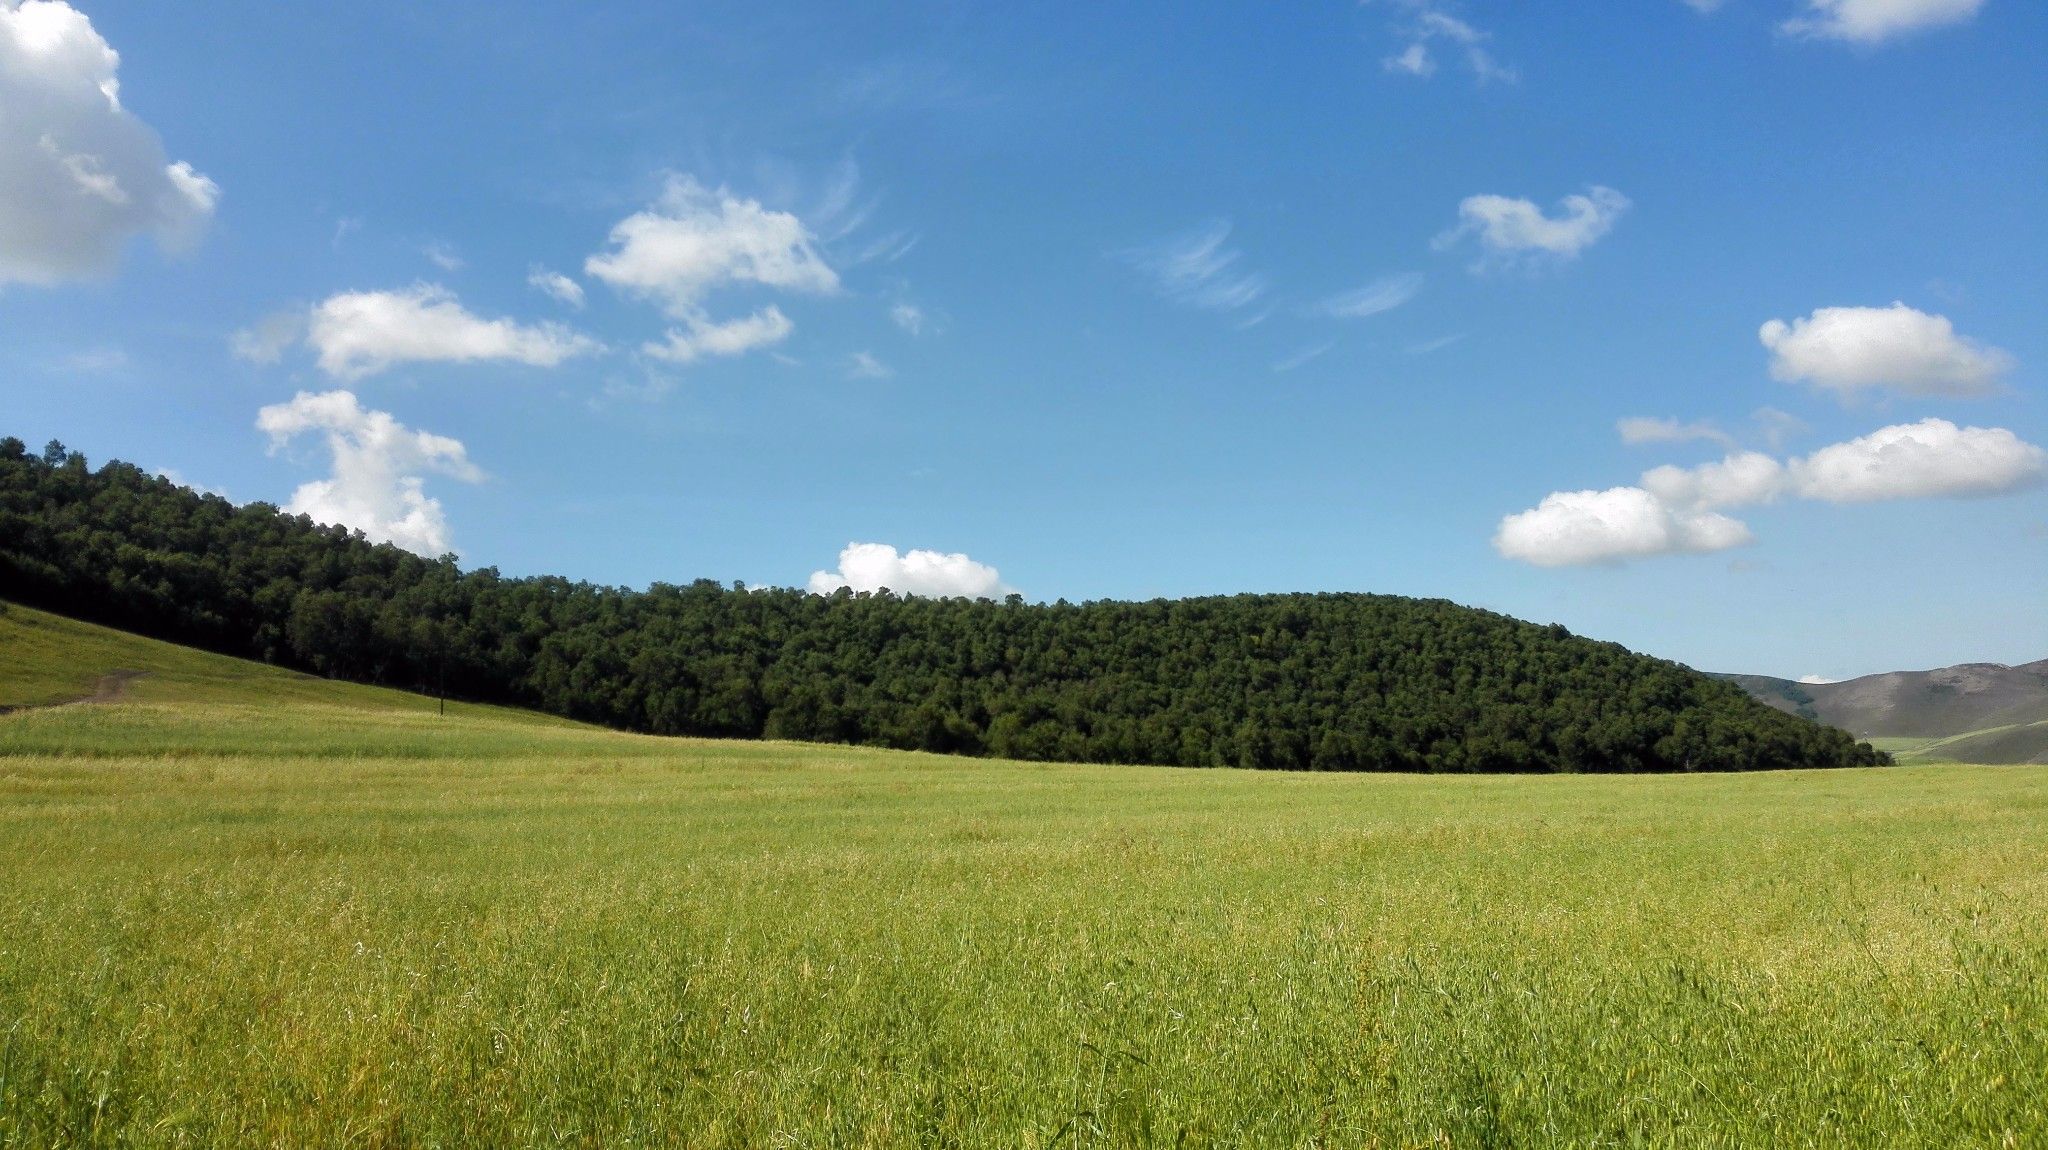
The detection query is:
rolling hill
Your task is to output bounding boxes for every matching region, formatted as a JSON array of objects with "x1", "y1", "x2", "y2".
[
  {"x1": 3, "y1": 437, "x2": 1888, "y2": 772},
  {"x1": 1722, "y1": 661, "x2": 2048, "y2": 764}
]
